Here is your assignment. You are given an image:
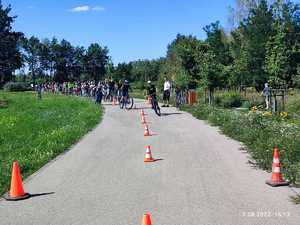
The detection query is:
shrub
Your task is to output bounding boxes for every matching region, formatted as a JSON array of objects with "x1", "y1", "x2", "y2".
[
  {"x1": 3, "y1": 82, "x2": 32, "y2": 92},
  {"x1": 220, "y1": 91, "x2": 243, "y2": 108}
]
